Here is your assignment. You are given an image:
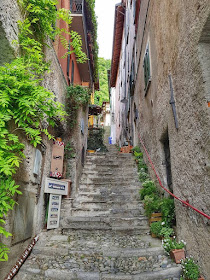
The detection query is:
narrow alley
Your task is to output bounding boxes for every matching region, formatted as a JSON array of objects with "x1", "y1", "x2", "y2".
[
  {"x1": 13, "y1": 129, "x2": 181, "y2": 280},
  {"x1": 0, "y1": 0, "x2": 210, "y2": 279}
]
